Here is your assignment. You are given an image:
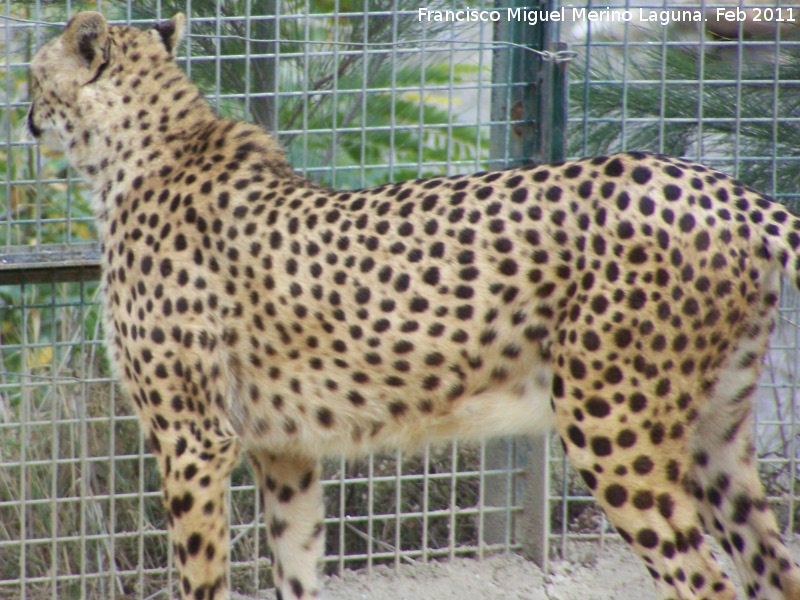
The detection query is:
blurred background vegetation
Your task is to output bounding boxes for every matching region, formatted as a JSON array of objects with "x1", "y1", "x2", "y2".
[{"x1": 567, "y1": 26, "x2": 800, "y2": 212}]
